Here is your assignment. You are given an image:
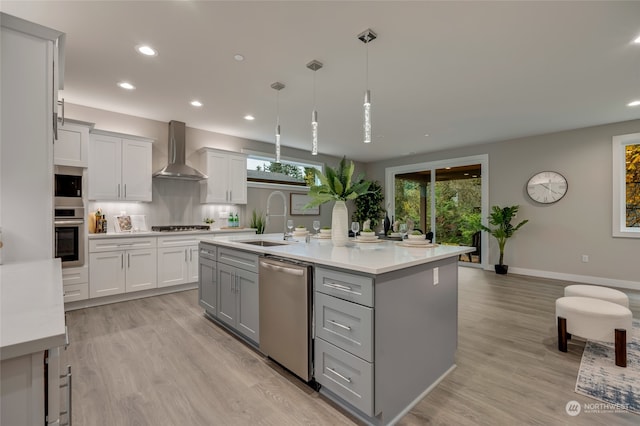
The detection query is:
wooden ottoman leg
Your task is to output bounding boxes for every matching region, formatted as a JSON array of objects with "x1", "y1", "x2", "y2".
[
  {"x1": 615, "y1": 328, "x2": 627, "y2": 368},
  {"x1": 558, "y1": 317, "x2": 568, "y2": 352}
]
